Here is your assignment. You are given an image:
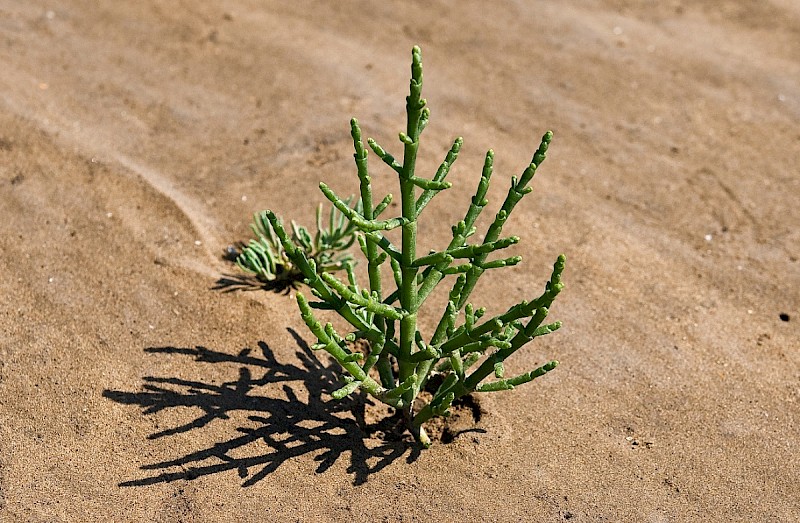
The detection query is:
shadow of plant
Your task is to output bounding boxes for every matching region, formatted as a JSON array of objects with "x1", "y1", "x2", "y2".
[
  {"x1": 212, "y1": 273, "x2": 296, "y2": 295},
  {"x1": 103, "y1": 329, "x2": 421, "y2": 487},
  {"x1": 213, "y1": 246, "x2": 304, "y2": 294}
]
